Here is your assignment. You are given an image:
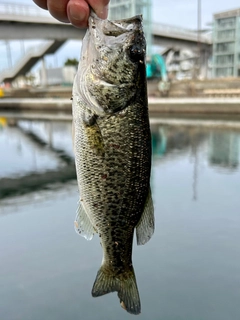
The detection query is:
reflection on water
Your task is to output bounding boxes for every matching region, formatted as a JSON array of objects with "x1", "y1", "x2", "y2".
[
  {"x1": 0, "y1": 125, "x2": 62, "y2": 178},
  {"x1": 209, "y1": 132, "x2": 239, "y2": 170},
  {"x1": 18, "y1": 120, "x2": 74, "y2": 159},
  {"x1": 0, "y1": 120, "x2": 76, "y2": 198},
  {"x1": 152, "y1": 123, "x2": 240, "y2": 172},
  {"x1": 151, "y1": 124, "x2": 207, "y2": 159},
  {"x1": 1, "y1": 117, "x2": 240, "y2": 320}
]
